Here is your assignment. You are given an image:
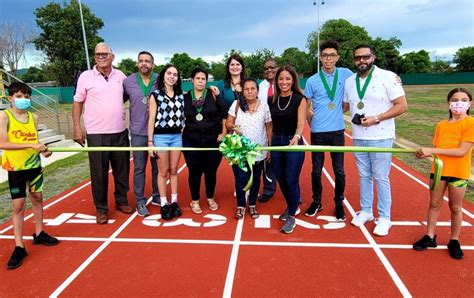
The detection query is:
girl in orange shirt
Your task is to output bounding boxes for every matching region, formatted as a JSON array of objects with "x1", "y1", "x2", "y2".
[{"x1": 413, "y1": 88, "x2": 473, "y2": 260}]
